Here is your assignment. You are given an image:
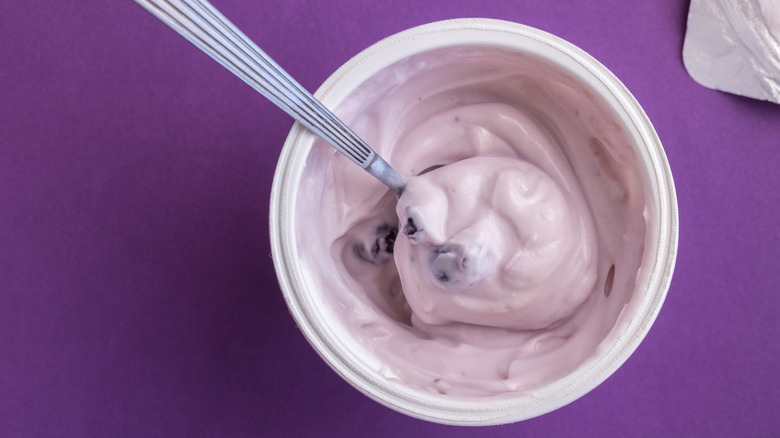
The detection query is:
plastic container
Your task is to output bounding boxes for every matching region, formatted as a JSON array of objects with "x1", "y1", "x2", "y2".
[{"x1": 270, "y1": 18, "x2": 678, "y2": 425}]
